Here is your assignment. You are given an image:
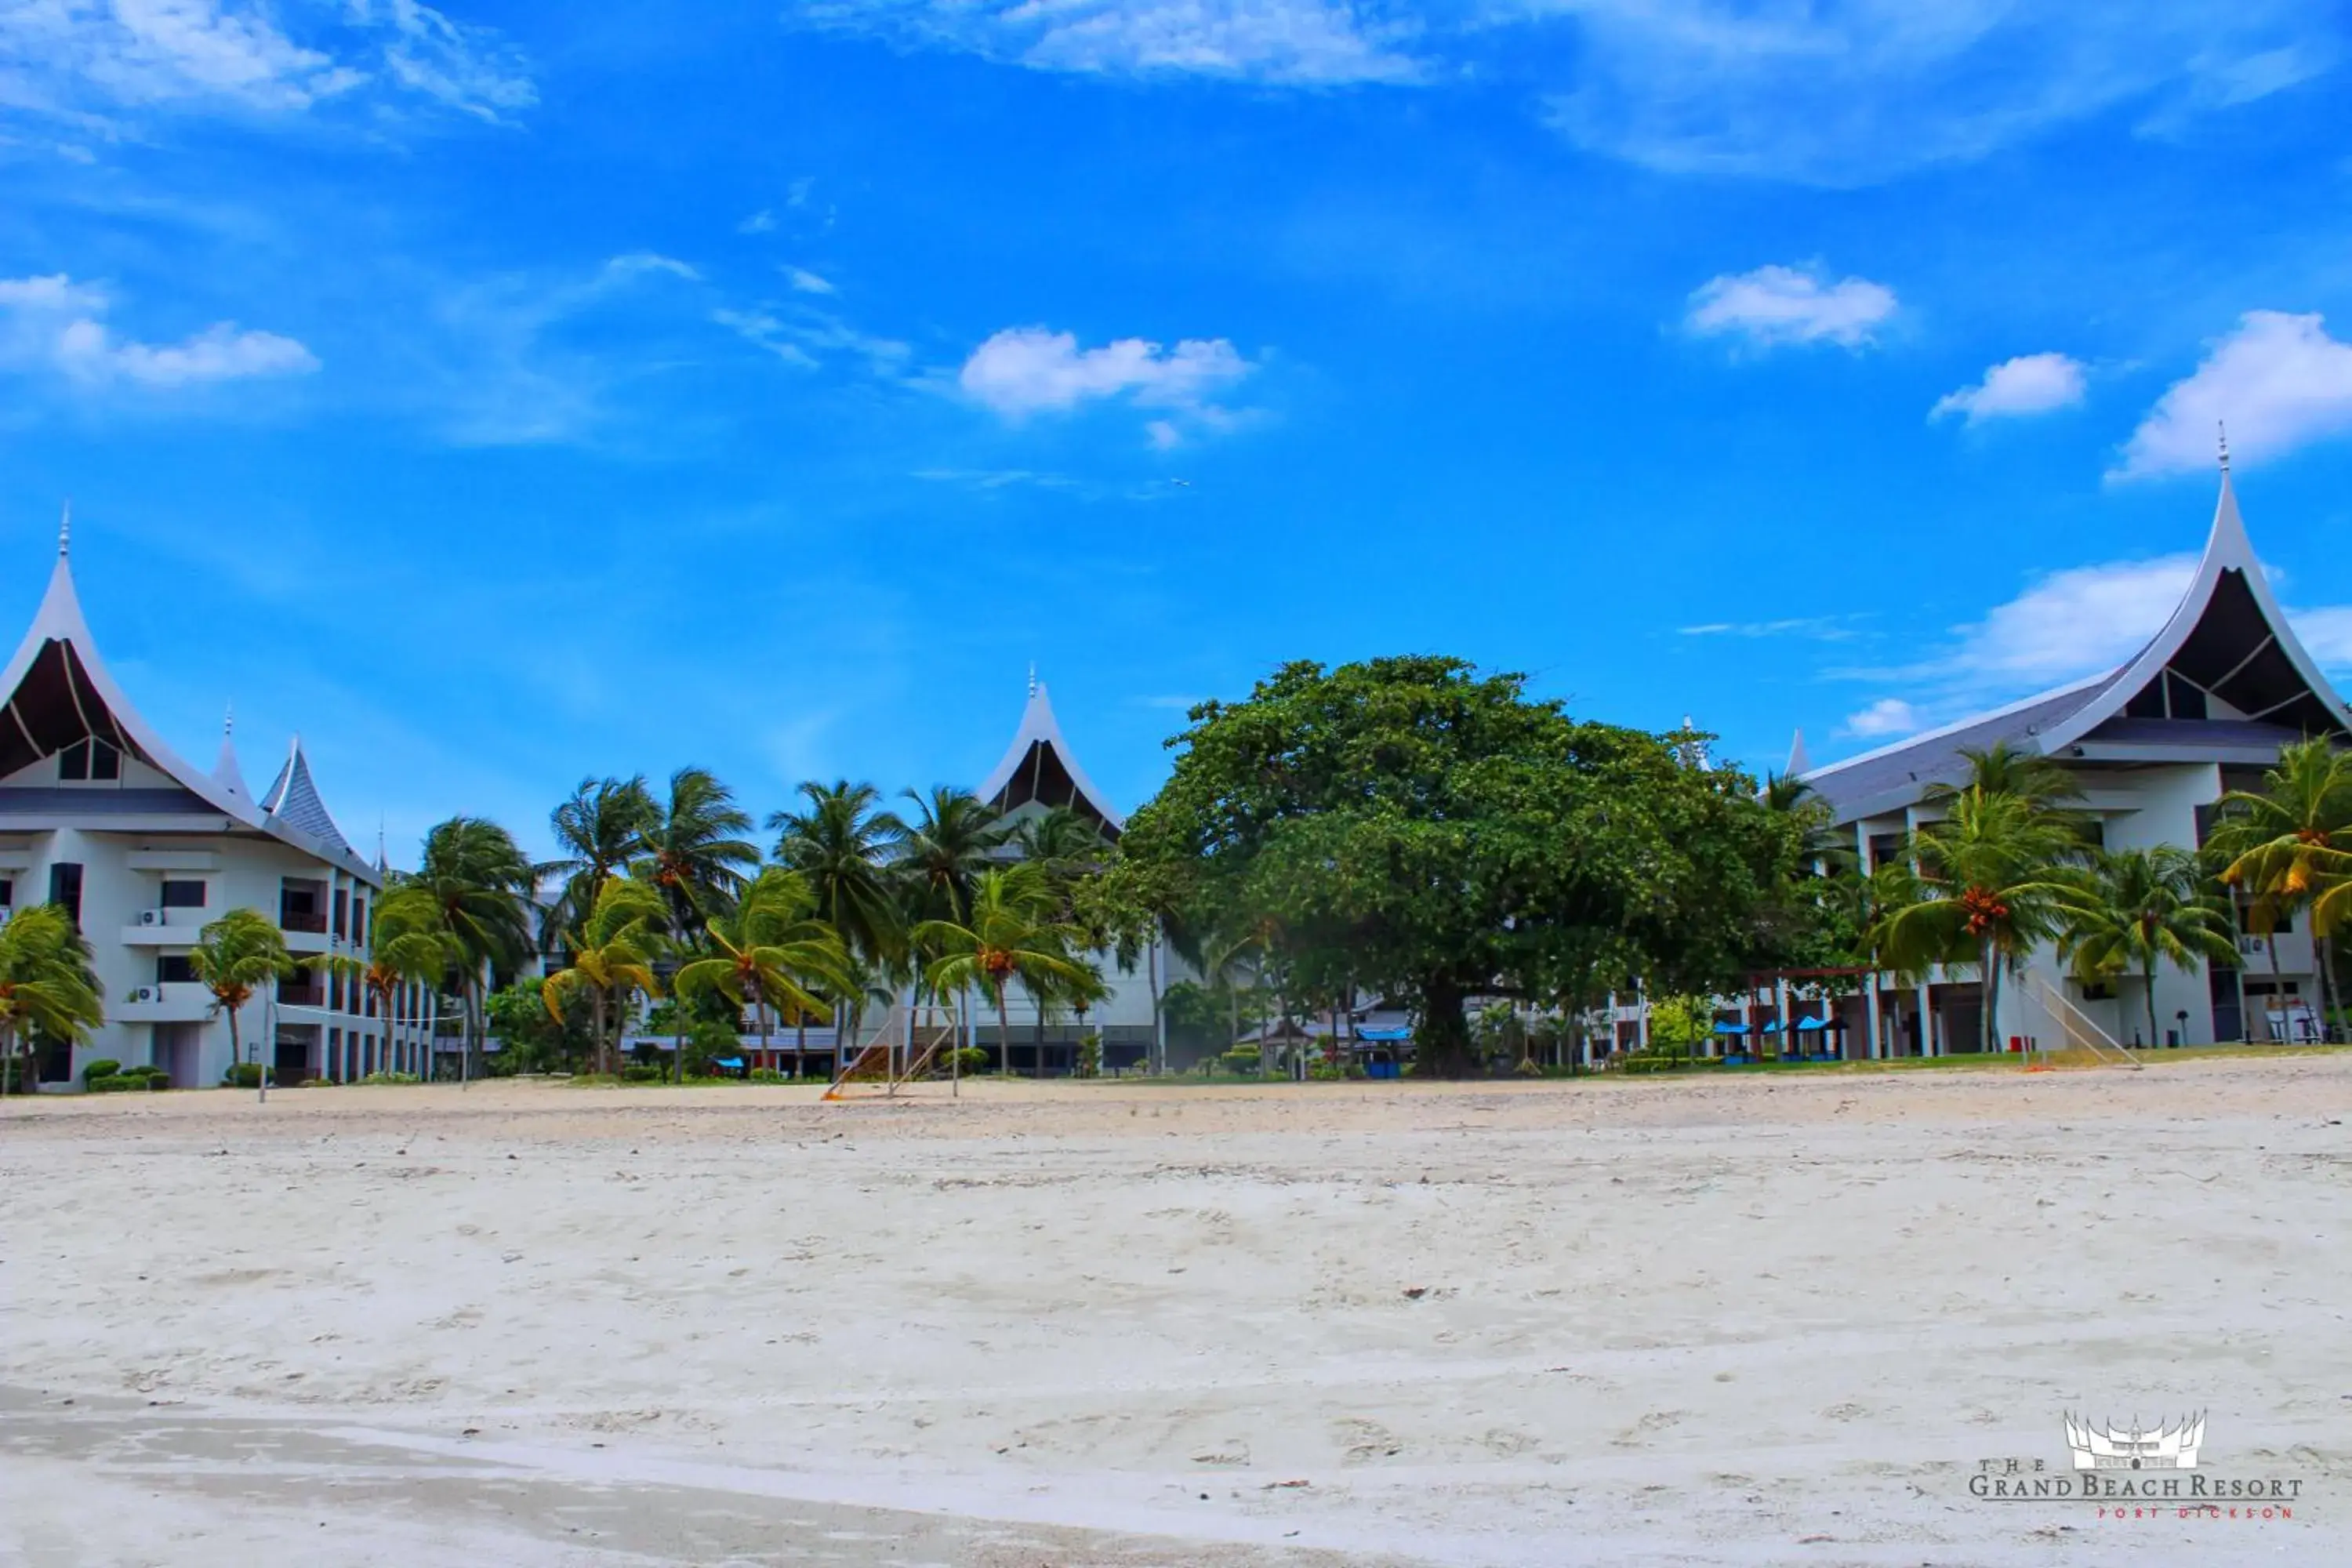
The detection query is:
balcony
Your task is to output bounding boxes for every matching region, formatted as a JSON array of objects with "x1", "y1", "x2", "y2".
[
  {"x1": 121, "y1": 909, "x2": 209, "y2": 946},
  {"x1": 115, "y1": 982, "x2": 214, "y2": 1024},
  {"x1": 278, "y1": 978, "x2": 328, "y2": 1009}
]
